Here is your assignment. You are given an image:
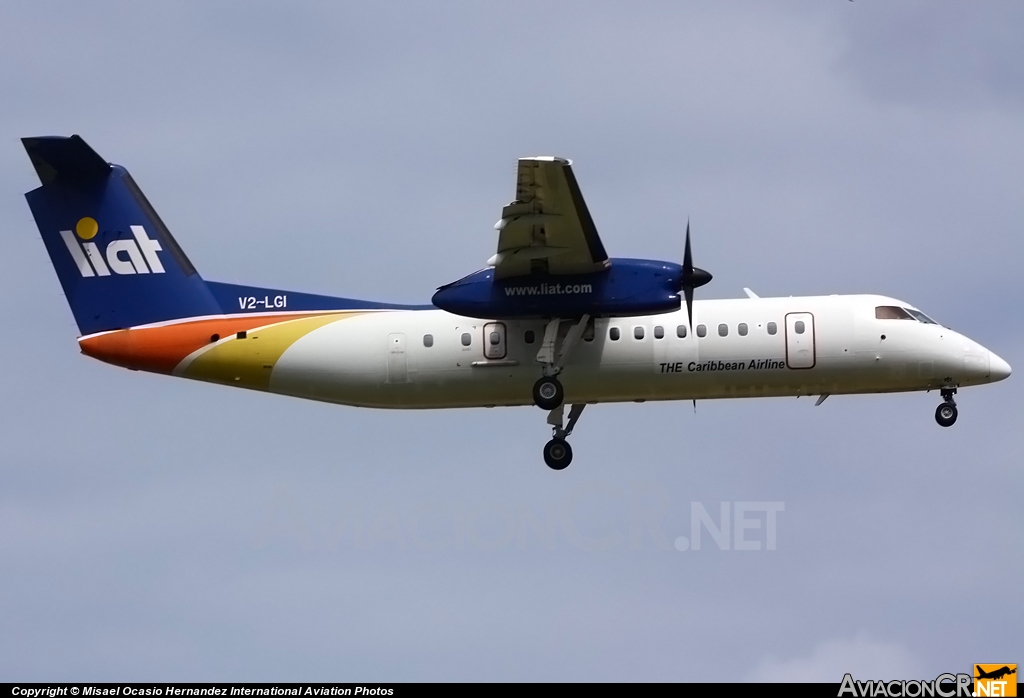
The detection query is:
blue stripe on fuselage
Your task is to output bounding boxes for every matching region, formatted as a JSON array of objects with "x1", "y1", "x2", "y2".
[{"x1": 206, "y1": 281, "x2": 433, "y2": 314}]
